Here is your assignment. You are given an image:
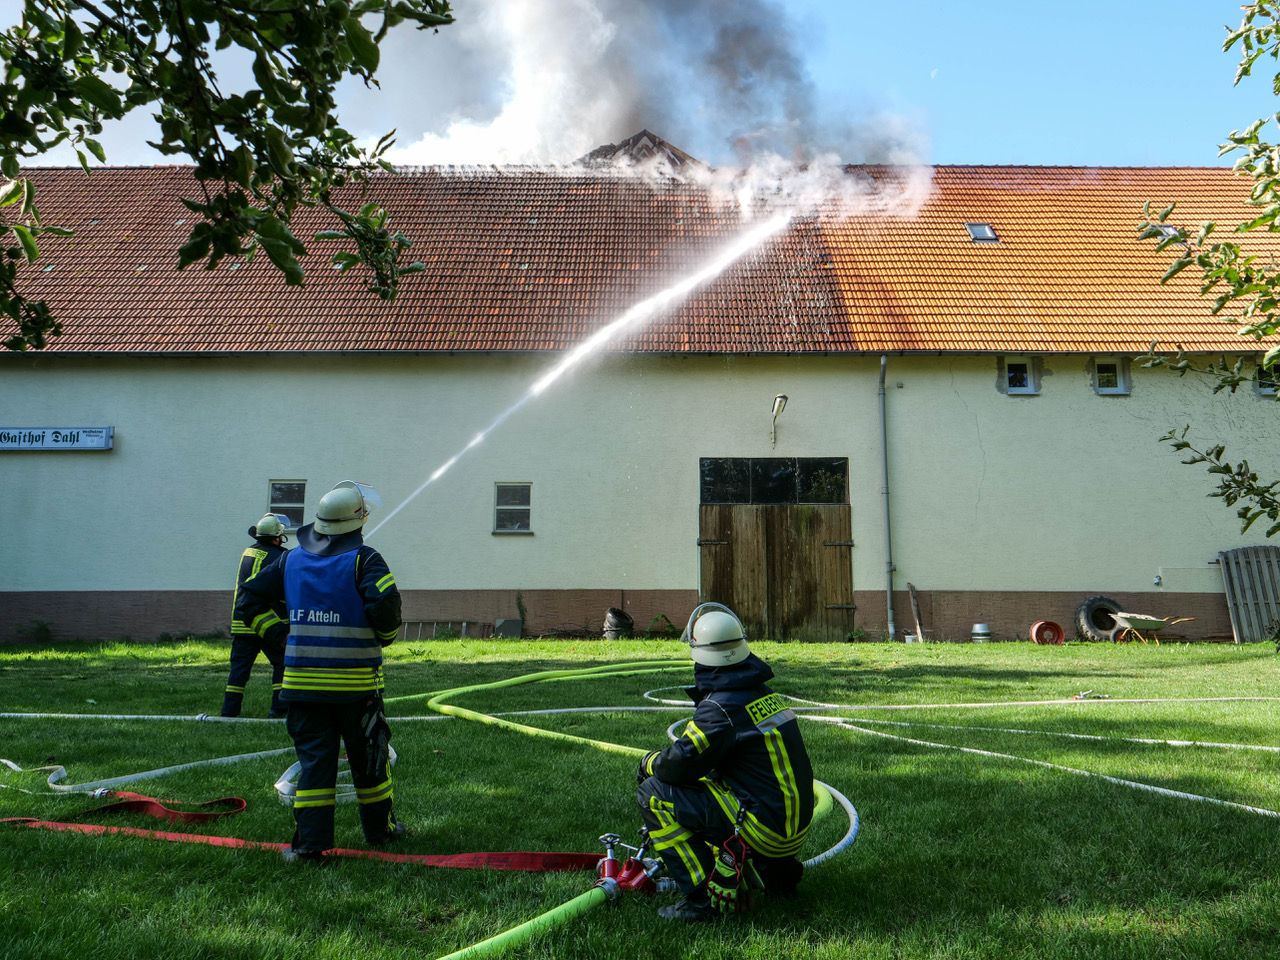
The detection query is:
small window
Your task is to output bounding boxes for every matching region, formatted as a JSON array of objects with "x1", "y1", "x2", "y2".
[
  {"x1": 1004, "y1": 356, "x2": 1037, "y2": 395},
  {"x1": 965, "y1": 222, "x2": 999, "y2": 242},
  {"x1": 494, "y1": 483, "x2": 532, "y2": 533},
  {"x1": 269, "y1": 480, "x2": 306, "y2": 529},
  {"x1": 1259, "y1": 362, "x2": 1277, "y2": 397},
  {"x1": 1093, "y1": 356, "x2": 1130, "y2": 395}
]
